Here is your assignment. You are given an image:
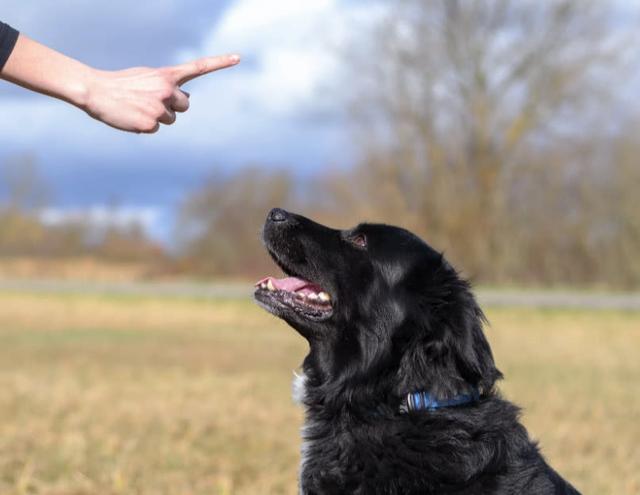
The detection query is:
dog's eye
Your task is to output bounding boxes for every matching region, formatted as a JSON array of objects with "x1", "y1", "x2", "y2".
[{"x1": 349, "y1": 233, "x2": 367, "y2": 249}]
